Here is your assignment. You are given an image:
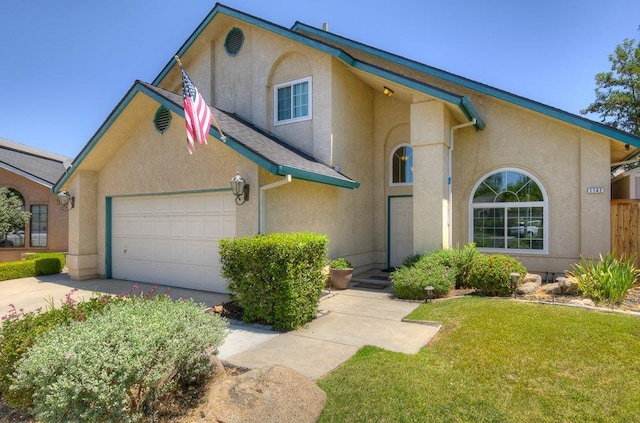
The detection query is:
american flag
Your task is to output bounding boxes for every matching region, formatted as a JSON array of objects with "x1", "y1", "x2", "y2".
[{"x1": 180, "y1": 67, "x2": 213, "y2": 154}]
